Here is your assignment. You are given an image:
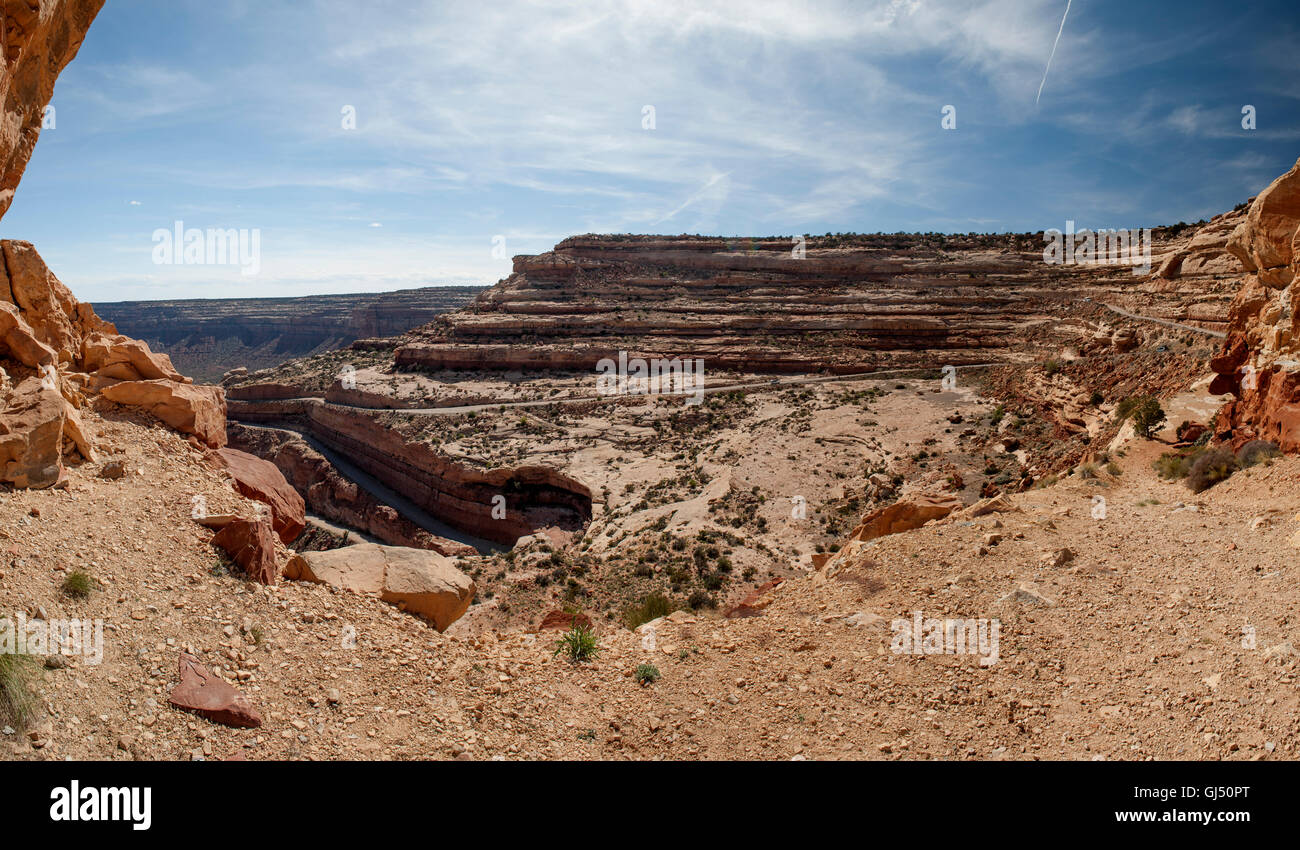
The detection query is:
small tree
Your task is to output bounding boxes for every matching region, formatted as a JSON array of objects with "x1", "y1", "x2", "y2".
[
  {"x1": 1120, "y1": 396, "x2": 1166, "y2": 438},
  {"x1": 1132, "y1": 398, "x2": 1166, "y2": 438}
]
